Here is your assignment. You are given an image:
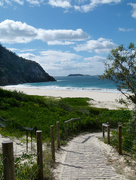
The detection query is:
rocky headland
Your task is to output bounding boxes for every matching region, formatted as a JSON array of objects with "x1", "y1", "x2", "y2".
[{"x1": 0, "y1": 44, "x2": 56, "y2": 86}]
